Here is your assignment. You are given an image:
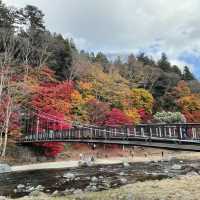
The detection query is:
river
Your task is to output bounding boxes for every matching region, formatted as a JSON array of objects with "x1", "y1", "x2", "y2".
[{"x1": 0, "y1": 159, "x2": 199, "y2": 198}]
